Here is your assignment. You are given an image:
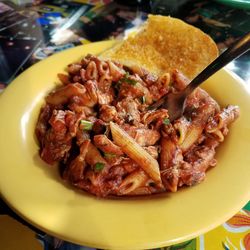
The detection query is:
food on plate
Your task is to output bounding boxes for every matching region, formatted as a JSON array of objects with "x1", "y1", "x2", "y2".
[
  {"x1": 36, "y1": 15, "x2": 239, "y2": 197},
  {"x1": 101, "y1": 15, "x2": 219, "y2": 79},
  {"x1": 36, "y1": 53, "x2": 239, "y2": 197}
]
